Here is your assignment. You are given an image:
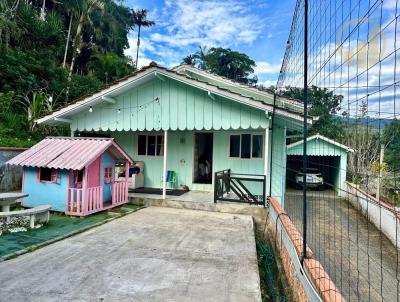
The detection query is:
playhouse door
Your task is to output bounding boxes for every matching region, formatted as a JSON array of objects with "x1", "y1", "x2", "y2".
[{"x1": 87, "y1": 157, "x2": 101, "y2": 187}]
